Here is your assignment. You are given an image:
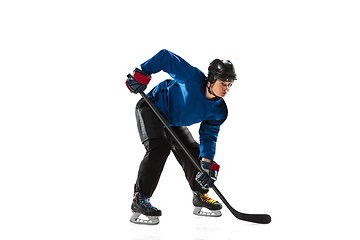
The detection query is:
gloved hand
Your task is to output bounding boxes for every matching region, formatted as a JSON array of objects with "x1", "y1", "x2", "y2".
[
  {"x1": 126, "y1": 68, "x2": 151, "y2": 93},
  {"x1": 195, "y1": 160, "x2": 220, "y2": 190}
]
